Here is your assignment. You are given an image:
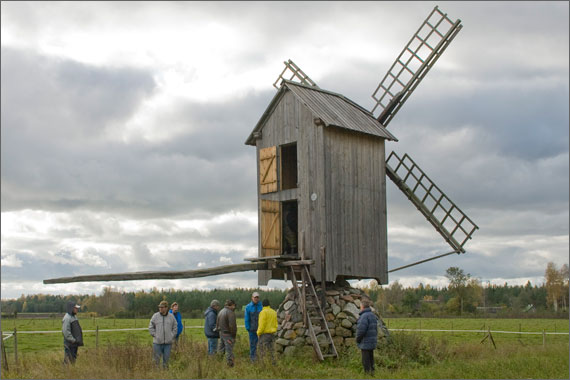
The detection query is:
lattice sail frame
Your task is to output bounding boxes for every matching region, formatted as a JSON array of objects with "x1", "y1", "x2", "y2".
[
  {"x1": 386, "y1": 151, "x2": 479, "y2": 253},
  {"x1": 371, "y1": 6, "x2": 463, "y2": 126},
  {"x1": 273, "y1": 59, "x2": 318, "y2": 89}
]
